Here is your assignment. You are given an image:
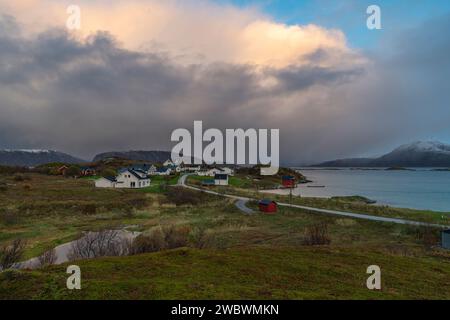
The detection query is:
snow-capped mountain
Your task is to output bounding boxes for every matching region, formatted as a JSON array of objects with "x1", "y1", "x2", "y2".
[
  {"x1": 315, "y1": 141, "x2": 450, "y2": 167},
  {"x1": 394, "y1": 141, "x2": 450, "y2": 155},
  {"x1": 0, "y1": 149, "x2": 84, "y2": 167}
]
